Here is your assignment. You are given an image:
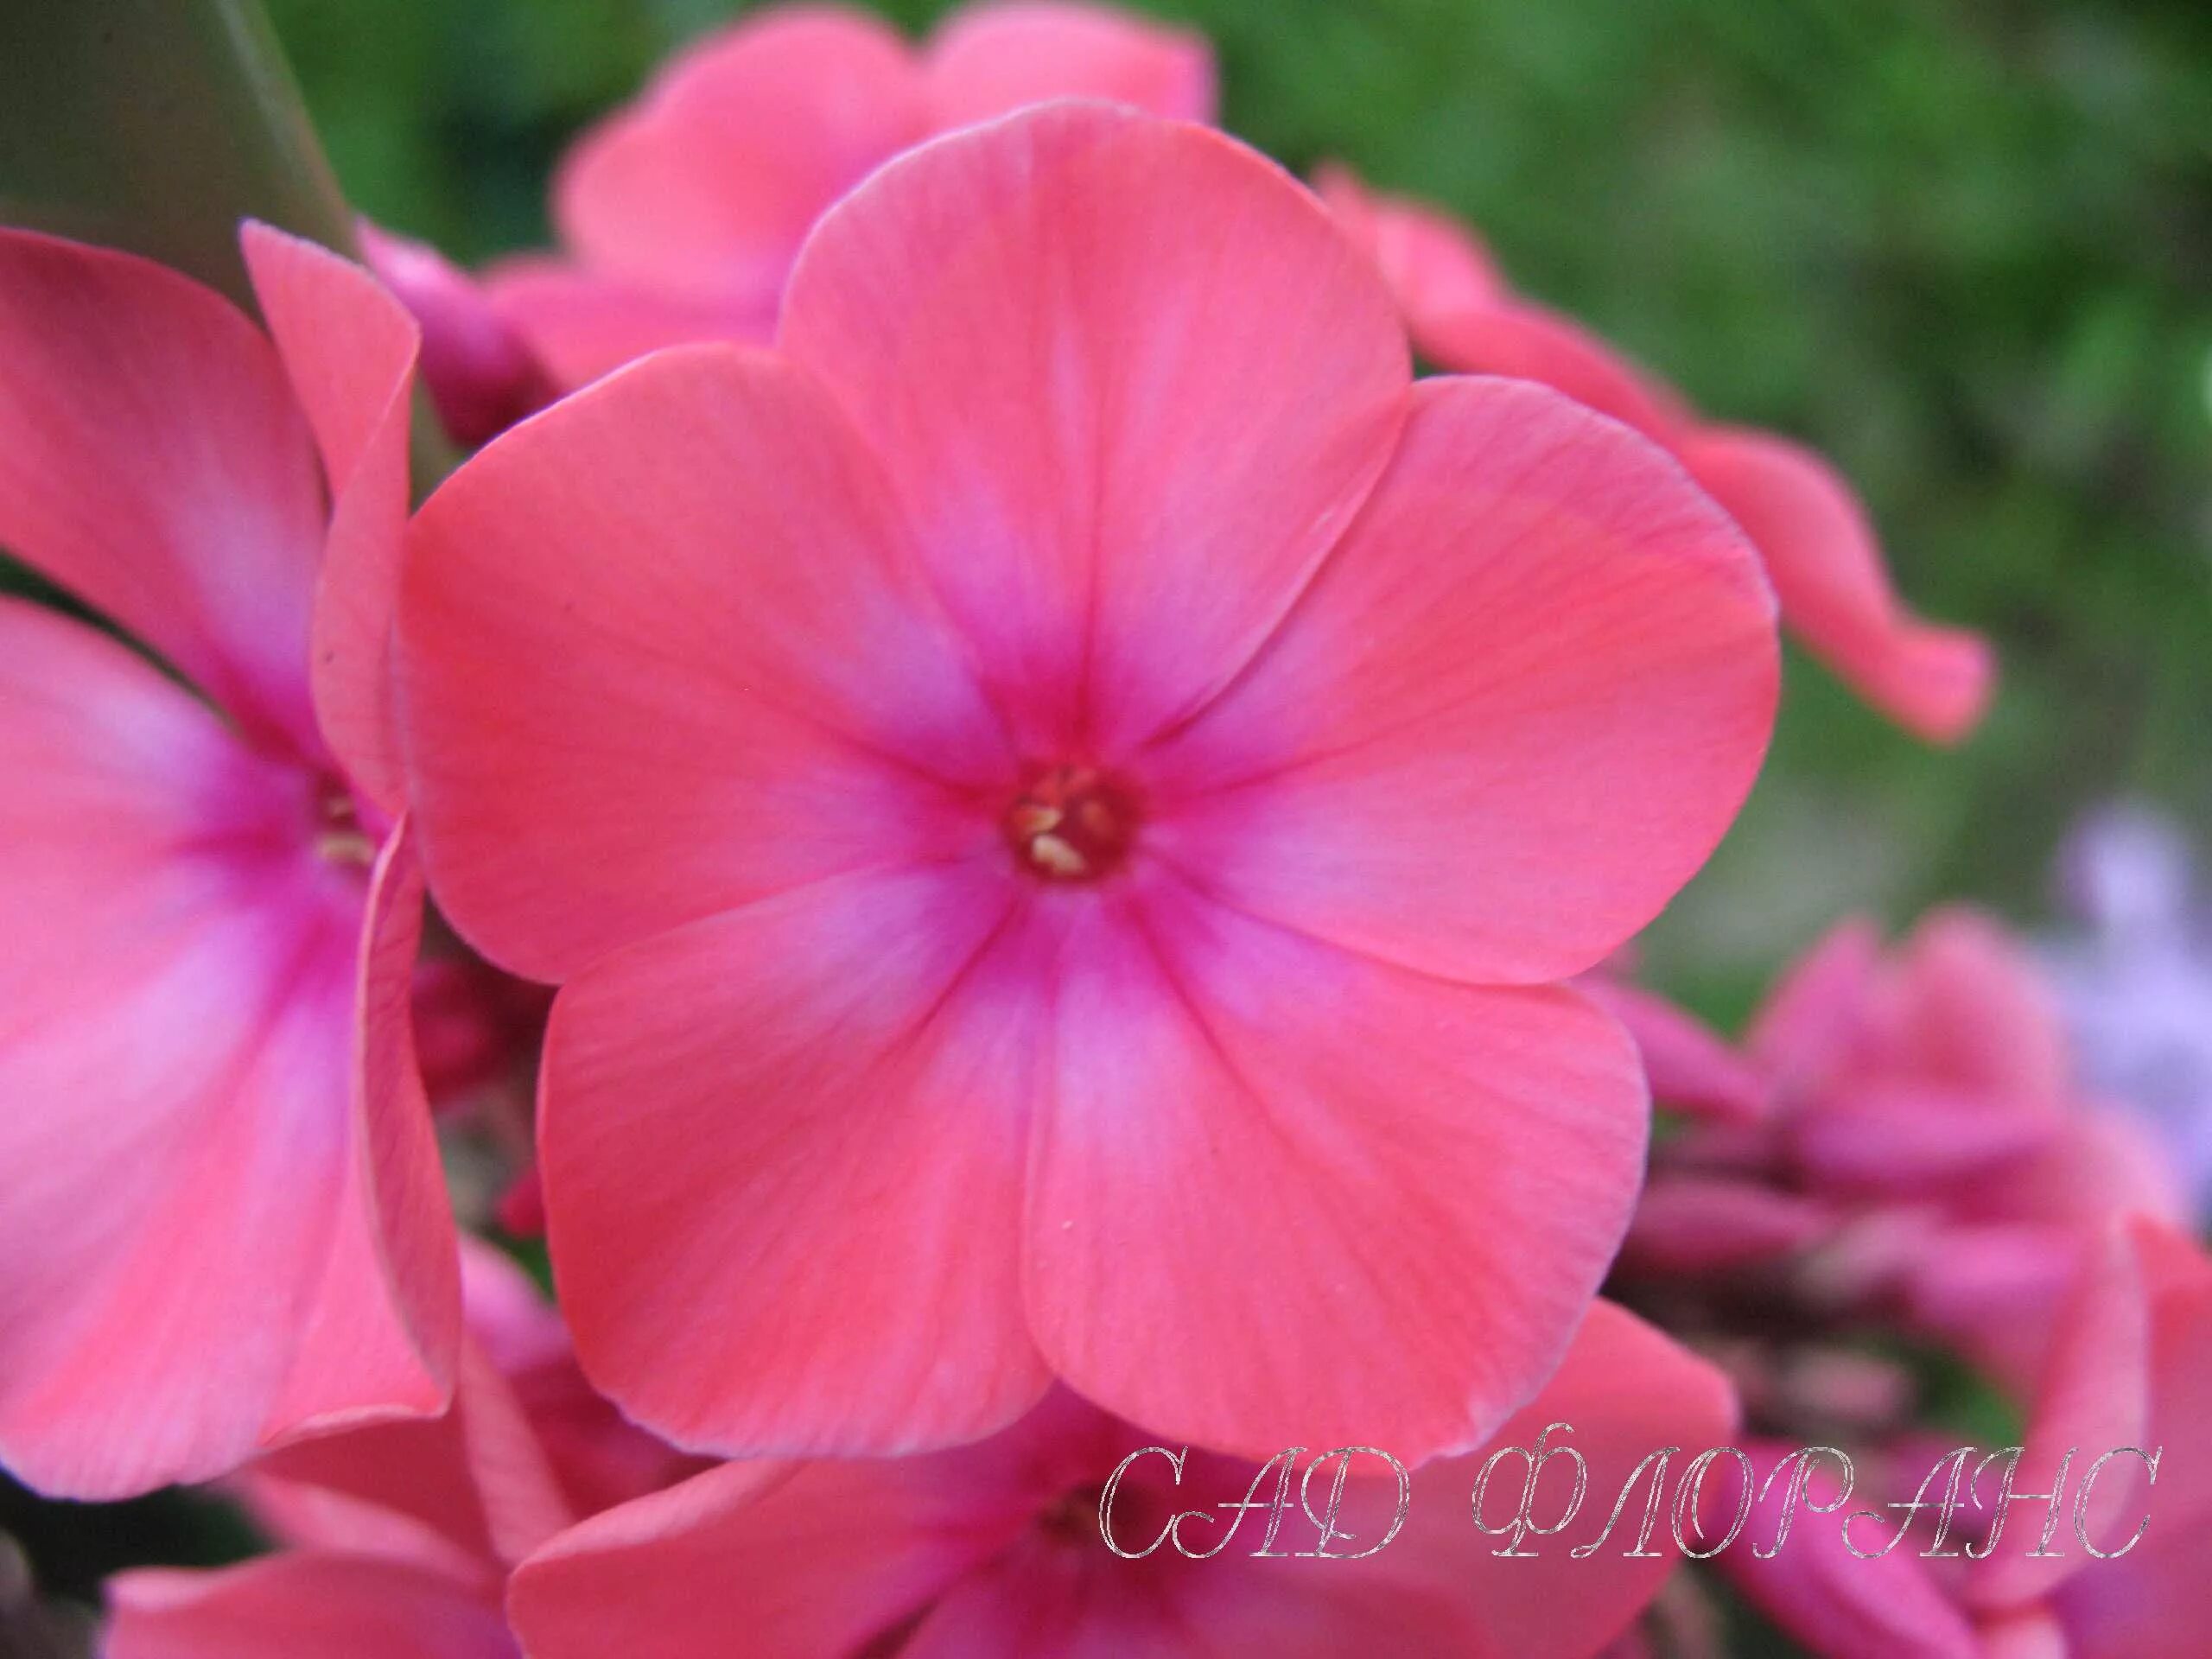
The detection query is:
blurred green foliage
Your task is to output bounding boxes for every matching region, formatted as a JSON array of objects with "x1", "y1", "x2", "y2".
[{"x1": 265, "y1": 0, "x2": 2212, "y2": 1017}]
